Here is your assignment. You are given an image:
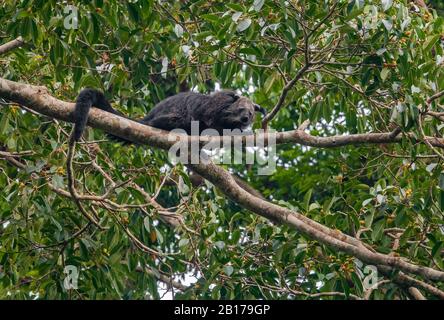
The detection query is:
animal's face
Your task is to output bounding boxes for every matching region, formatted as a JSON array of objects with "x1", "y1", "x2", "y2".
[{"x1": 211, "y1": 91, "x2": 266, "y2": 131}]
